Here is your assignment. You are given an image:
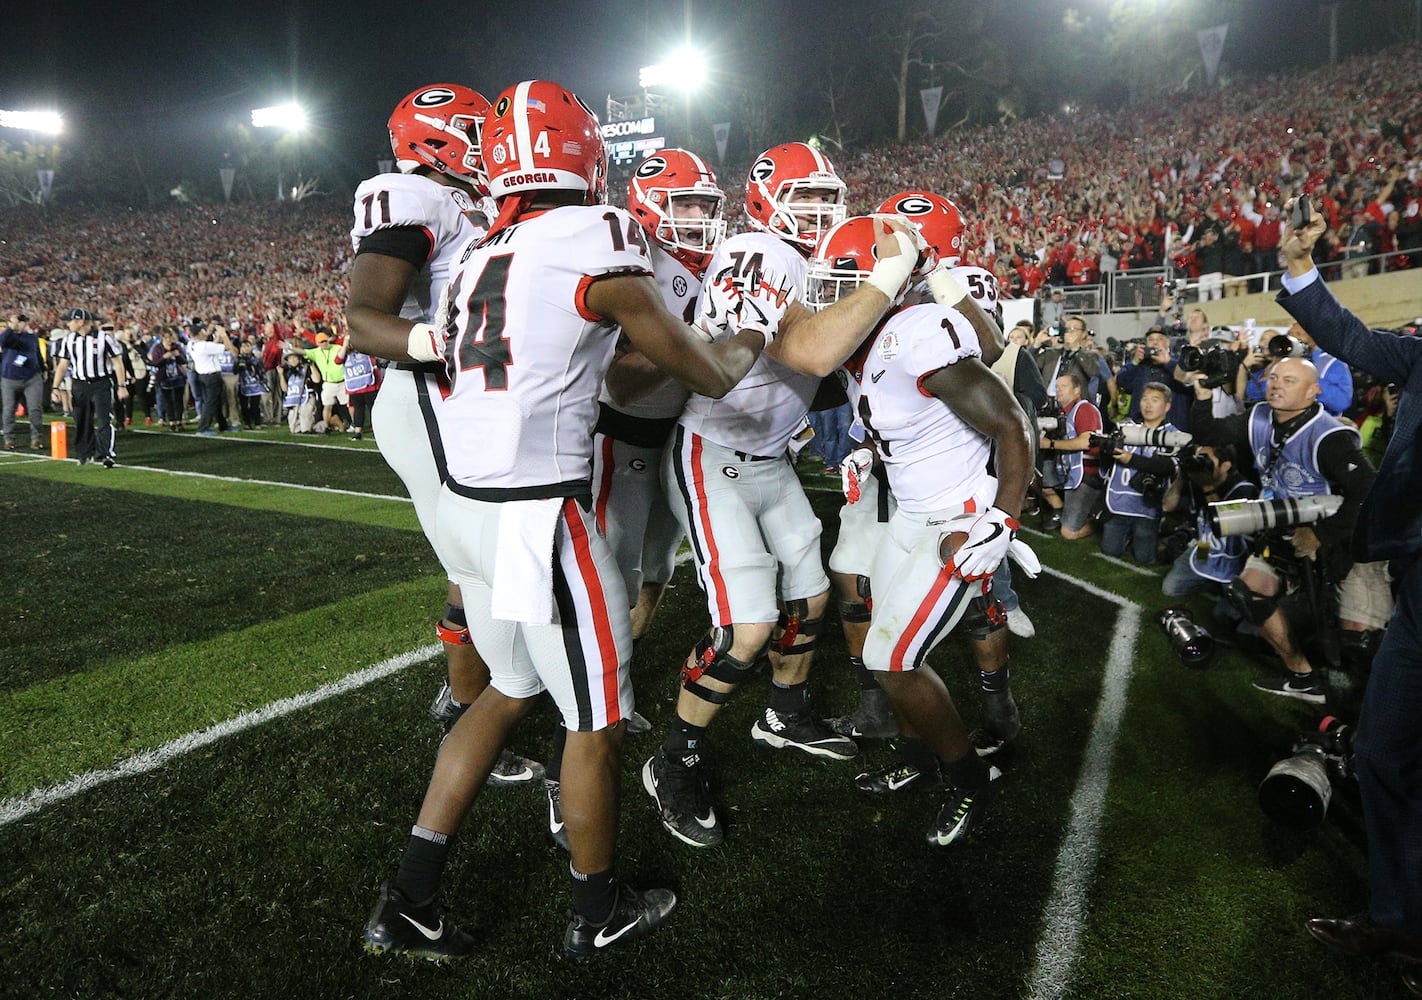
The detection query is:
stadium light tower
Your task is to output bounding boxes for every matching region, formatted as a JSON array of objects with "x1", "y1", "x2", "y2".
[
  {"x1": 0, "y1": 110, "x2": 64, "y2": 134},
  {"x1": 250, "y1": 103, "x2": 307, "y2": 131},
  {"x1": 638, "y1": 46, "x2": 706, "y2": 149}
]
